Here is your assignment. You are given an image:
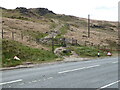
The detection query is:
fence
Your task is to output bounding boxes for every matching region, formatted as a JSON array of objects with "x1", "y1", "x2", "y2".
[
  {"x1": 2, "y1": 29, "x2": 33, "y2": 41},
  {"x1": 2, "y1": 29, "x2": 79, "y2": 47},
  {"x1": 2, "y1": 29, "x2": 119, "y2": 52},
  {"x1": 36, "y1": 37, "x2": 79, "y2": 47}
]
